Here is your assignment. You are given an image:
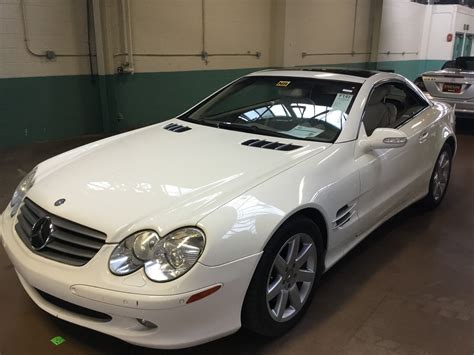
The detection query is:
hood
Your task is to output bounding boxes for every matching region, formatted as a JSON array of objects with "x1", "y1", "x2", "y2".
[{"x1": 28, "y1": 121, "x2": 328, "y2": 242}]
